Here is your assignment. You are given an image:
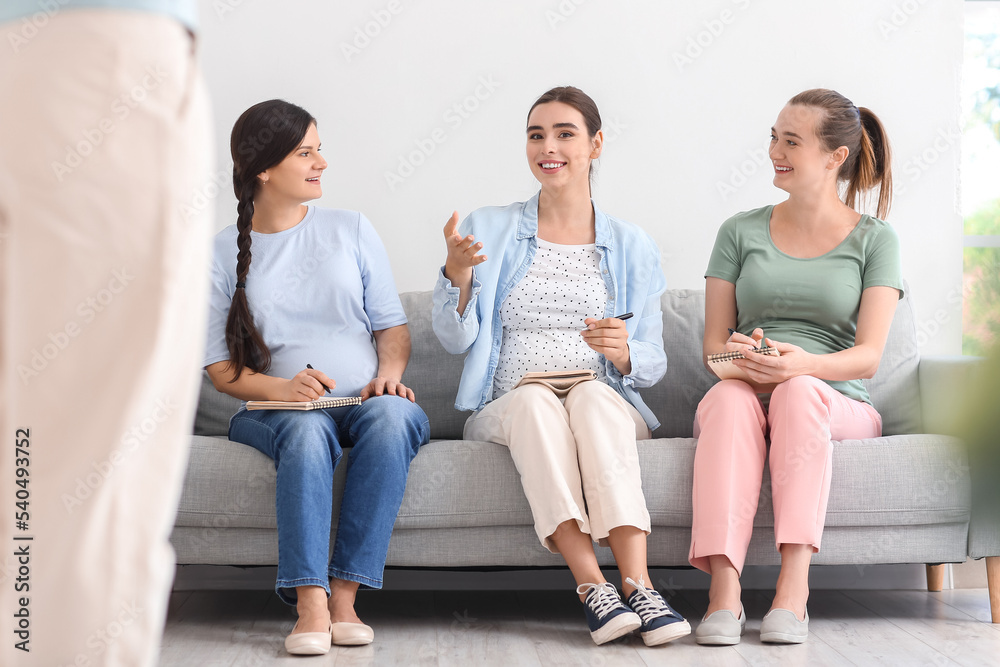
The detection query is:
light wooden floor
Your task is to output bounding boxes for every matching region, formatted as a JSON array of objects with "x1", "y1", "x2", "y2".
[{"x1": 160, "y1": 587, "x2": 1000, "y2": 666}]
